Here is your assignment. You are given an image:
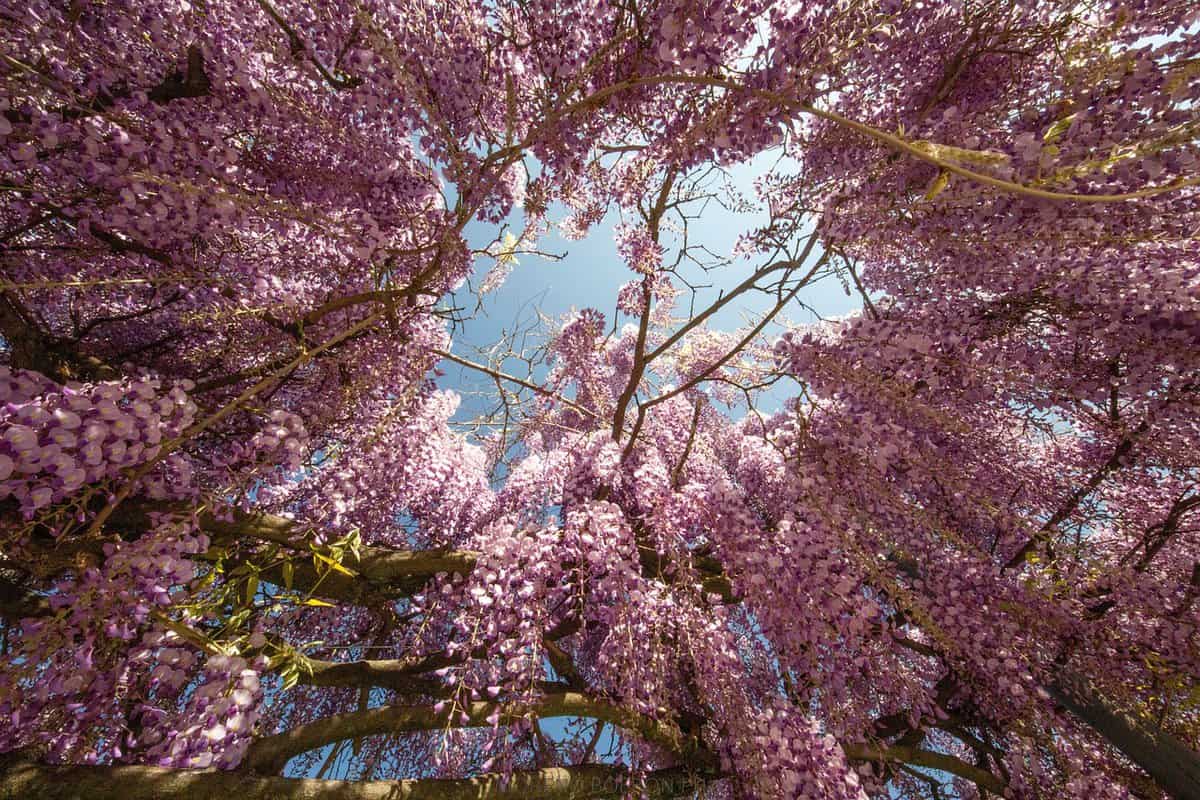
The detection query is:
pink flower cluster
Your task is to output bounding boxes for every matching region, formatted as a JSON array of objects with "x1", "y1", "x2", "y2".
[
  {"x1": 614, "y1": 224, "x2": 664, "y2": 275},
  {"x1": 0, "y1": 522, "x2": 212, "y2": 763},
  {"x1": 141, "y1": 653, "x2": 265, "y2": 769},
  {"x1": 0, "y1": 367, "x2": 196, "y2": 517}
]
